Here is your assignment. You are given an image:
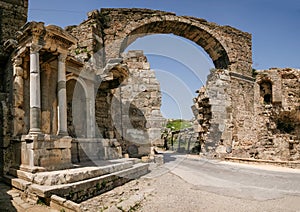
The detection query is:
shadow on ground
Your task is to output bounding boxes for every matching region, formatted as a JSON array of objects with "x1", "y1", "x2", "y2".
[
  {"x1": 162, "y1": 152, "x2": 188, "y2": 164},
  {"x1": 0, "y1": 181, "x2": 17, "y2": 212}
]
